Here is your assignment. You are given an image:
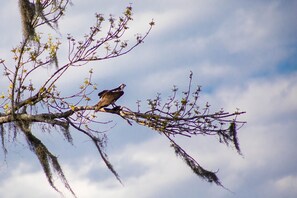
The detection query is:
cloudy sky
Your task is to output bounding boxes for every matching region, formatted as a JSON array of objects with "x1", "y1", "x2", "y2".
[{"x1": 1, "y1": 0, "x2": 297, "y2": 197}]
